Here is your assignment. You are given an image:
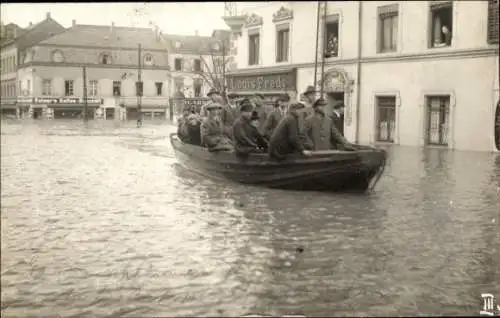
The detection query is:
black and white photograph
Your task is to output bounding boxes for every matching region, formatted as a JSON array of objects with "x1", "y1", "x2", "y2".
[{"x1": 1, "y1": 1, "x2": 499, "y2": 317}]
